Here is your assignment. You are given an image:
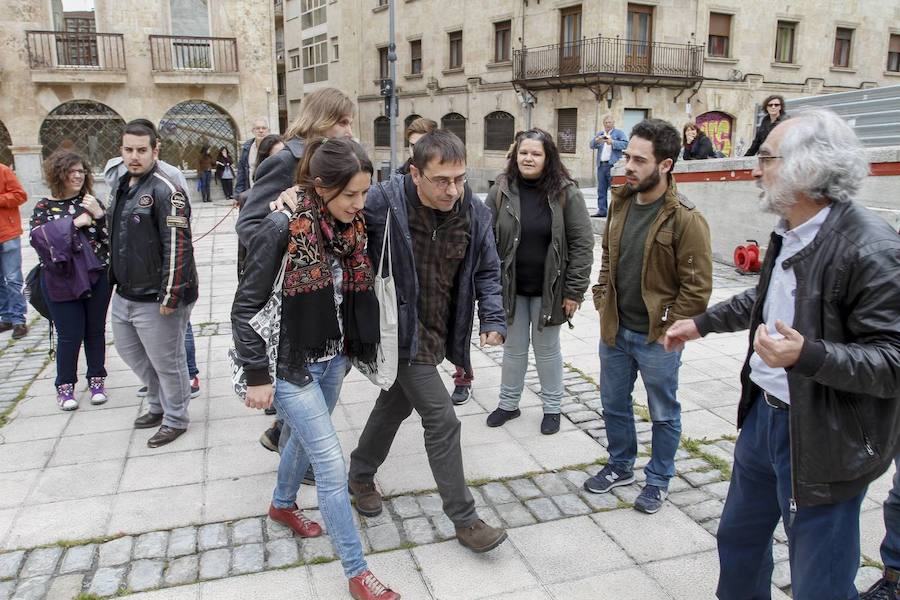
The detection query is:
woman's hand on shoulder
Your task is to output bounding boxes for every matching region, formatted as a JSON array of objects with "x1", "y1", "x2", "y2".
[{"x1": 269, "y1": 185, "x2": 300, "y2": 213}]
